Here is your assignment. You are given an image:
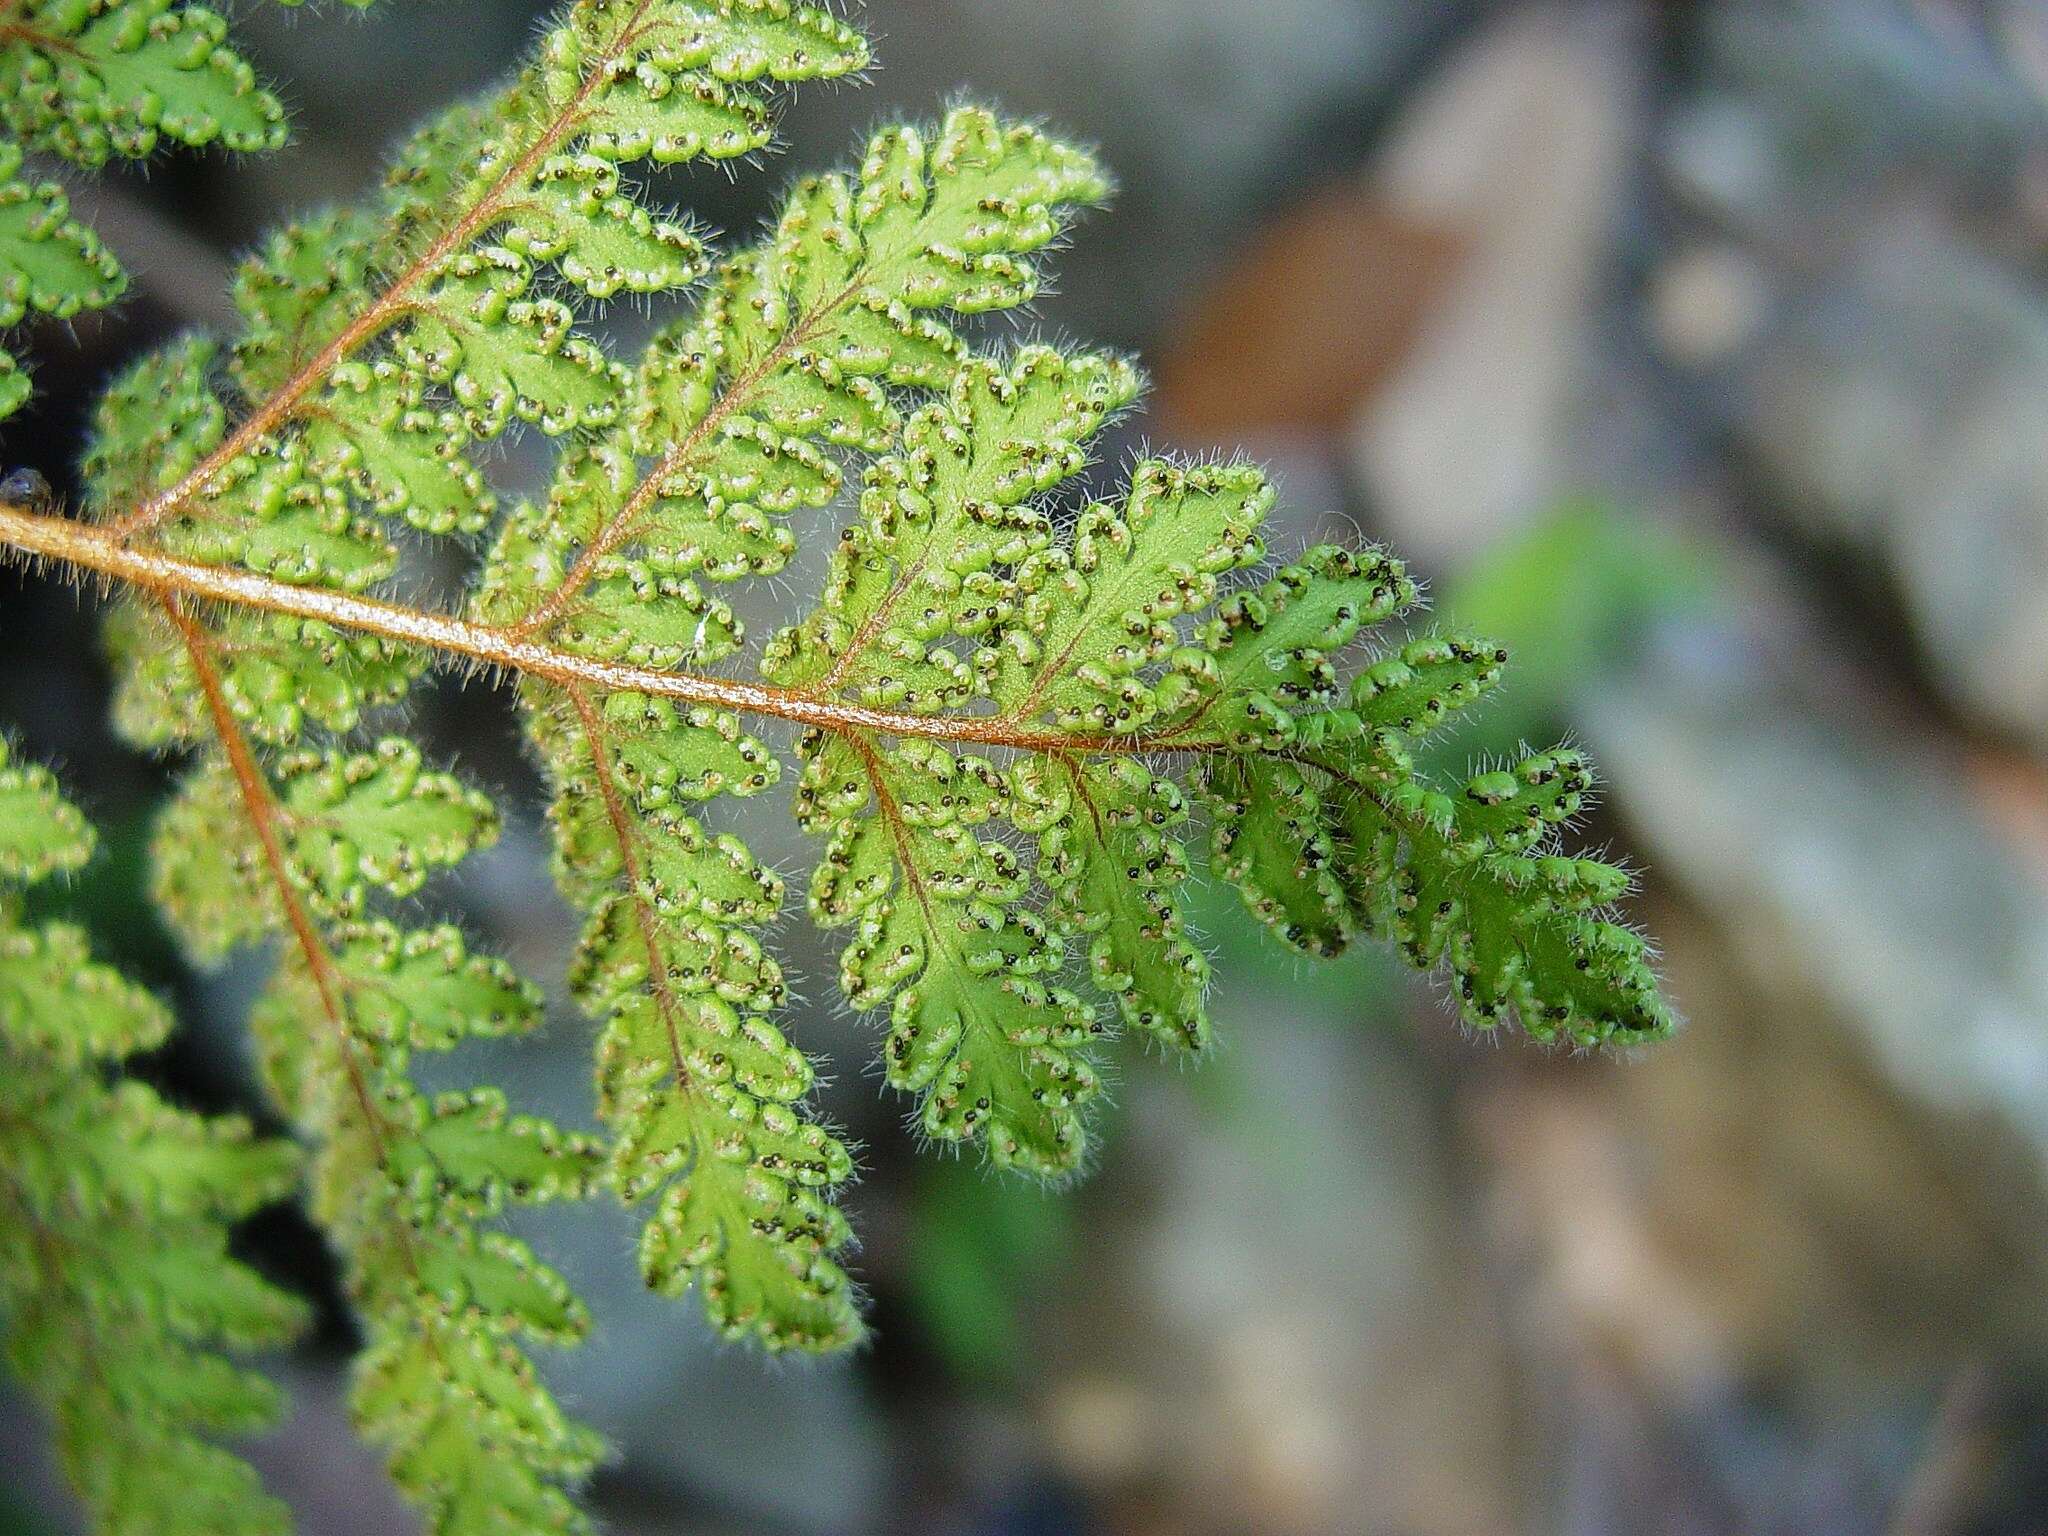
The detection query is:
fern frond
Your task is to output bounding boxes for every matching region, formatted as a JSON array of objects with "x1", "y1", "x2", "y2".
[
  {"x1": 797, "y1": 731, "x2": 1101, "y2": 1173},
  {"x1": 147, "y1": 631, "x2": 608, "y2": 1534},
  {"x1": 771, "y1": 426, "x2": 1671, "y2": 1172},
  {"x1": 0, "y1": 742, "x2": 306, "y2": 1536},
  {"x1": 537, "y1": 682, "x2": 863, "y2": 1351},
  {"x1": 767, "y1": 346, "x2": 1149, "y2": 1170},
  {"x1": 477, "y1": 105, "x2": 1112, "y2": 638},
  {"x1": 0, "y1": 12, "x2": 1680, "y2": 1519},
  {"x1": 472, "y1": 106, "x2": 1113, "y2": 1346}
]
